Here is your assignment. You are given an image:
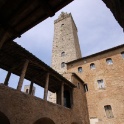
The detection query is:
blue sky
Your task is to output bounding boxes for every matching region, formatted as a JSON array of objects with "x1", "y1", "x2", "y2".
[{"x1": 0, "y1": 0, "x2": 124, "y2": 98}]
